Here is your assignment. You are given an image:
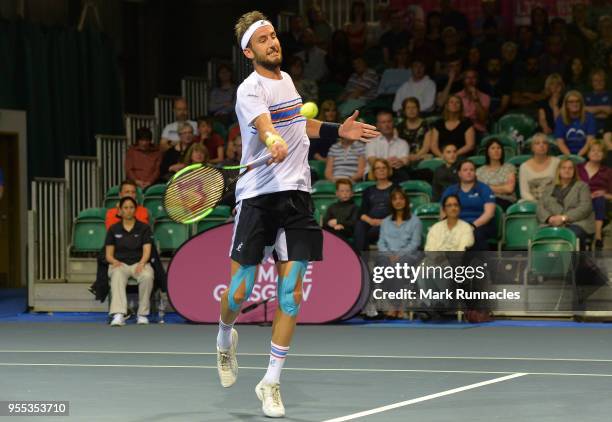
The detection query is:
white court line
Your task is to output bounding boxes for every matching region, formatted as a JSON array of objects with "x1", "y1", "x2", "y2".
[
  {"x1": 1, "y1": 350, "x2": 612, "y2": 363},
  {"x1": 1, "y1": 363, "x2": 612, "y2": 377},
  {"x1": 321, "y1": 373, "x2": 528, "y2": 422}
]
